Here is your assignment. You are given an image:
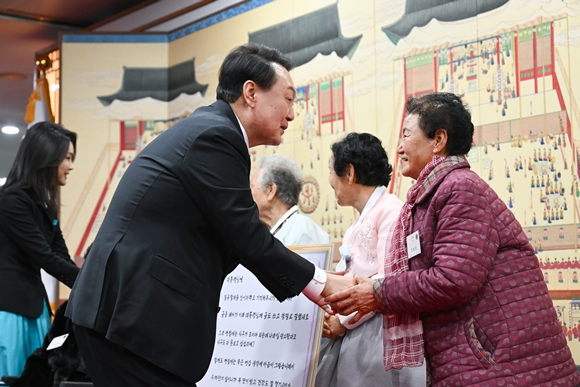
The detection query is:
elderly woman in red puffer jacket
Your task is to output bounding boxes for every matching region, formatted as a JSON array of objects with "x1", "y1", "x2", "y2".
[{"x1": 326, "y1": 92, "x2": 580, "y2": 387}]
